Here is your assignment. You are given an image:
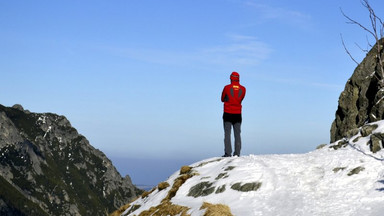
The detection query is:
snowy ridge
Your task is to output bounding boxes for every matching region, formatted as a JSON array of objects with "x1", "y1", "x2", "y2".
[{"x1": 120, "y1": 121, "x2": 384, "y2": 216}]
